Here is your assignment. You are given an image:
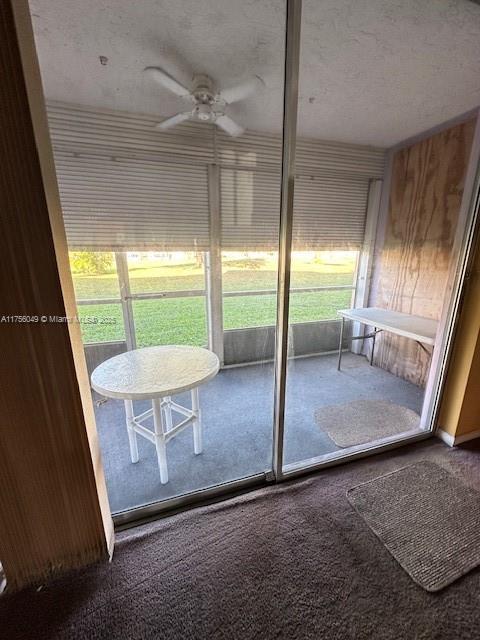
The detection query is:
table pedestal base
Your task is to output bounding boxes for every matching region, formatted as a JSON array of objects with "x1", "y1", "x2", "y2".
[{"x1": 124, "y1": 387, "x2": 201, "y2": 484}]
